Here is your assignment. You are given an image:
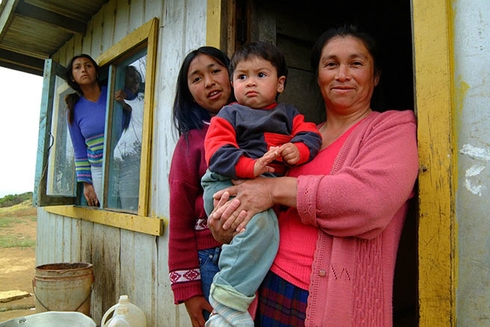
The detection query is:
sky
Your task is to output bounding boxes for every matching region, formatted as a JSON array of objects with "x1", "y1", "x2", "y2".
[{"x1": 0, "y1": 67, "x2": 43, "y2": 198}]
